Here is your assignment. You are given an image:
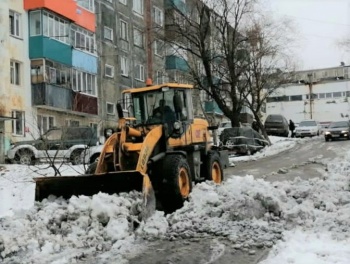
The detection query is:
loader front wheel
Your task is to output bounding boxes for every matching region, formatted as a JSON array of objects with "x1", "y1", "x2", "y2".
[
  {"x1": 202, "y1": 152, "x2": 223, "y2": 184},
  {"x1": 162, "y1": 155, "x2": 192, "y2": 213}
]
